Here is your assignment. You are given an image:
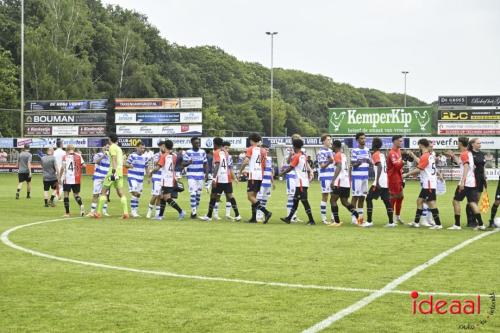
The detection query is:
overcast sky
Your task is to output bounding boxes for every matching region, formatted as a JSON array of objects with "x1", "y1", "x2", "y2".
[{"x1": 102, "y1": 0, "x2": 500, "y2": 103}]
